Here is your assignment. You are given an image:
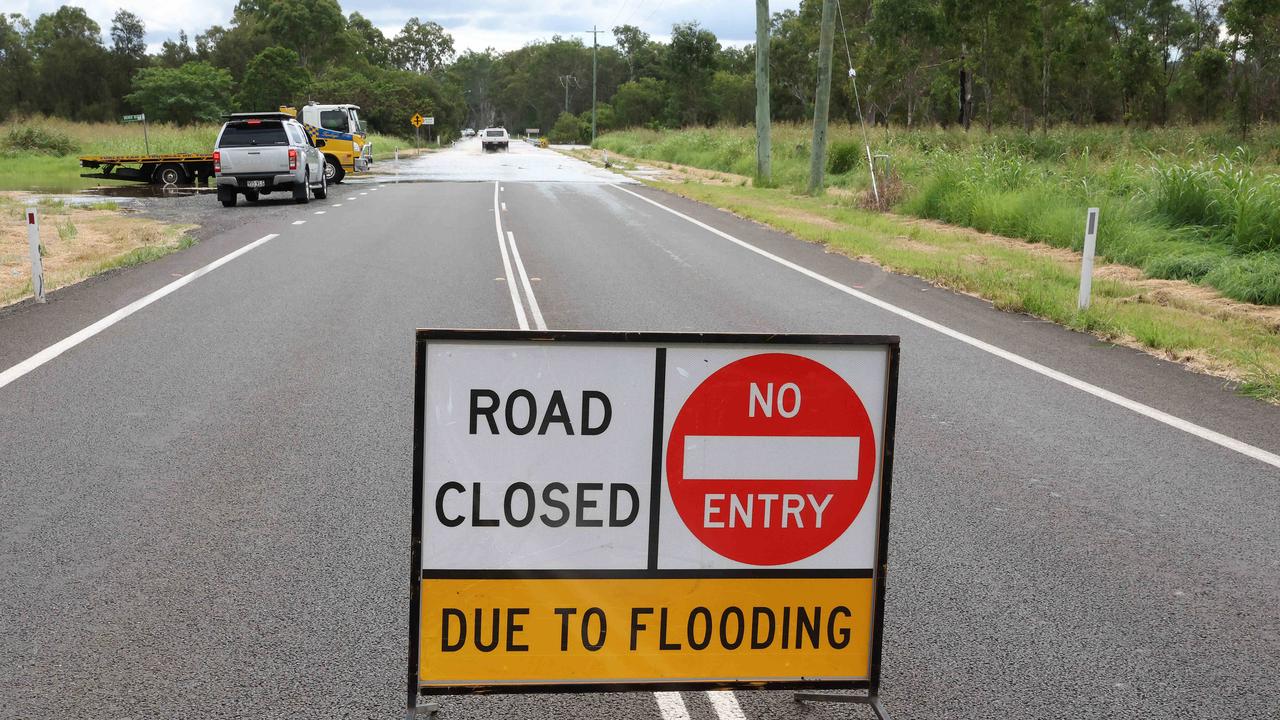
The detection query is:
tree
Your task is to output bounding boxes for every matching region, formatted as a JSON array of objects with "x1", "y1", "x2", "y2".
[
  {"x1": 710, "y1": 71, "x2": 755, "y2": 124},
  {"x1": 237, "y1": 46, "x2": 311, "y2": 110},
  {"x1": 666, "y1": 22, "x2": 719, "y2": 125},
  {"x1": 612, "y1": 78, "x2": 667, "y2": 127},
  {"x1": 612, "y1": 24, "x2": 651, "y2": 81},
  {"x1": 110, "y1": 10, "x2": 146, "y2": 60},
  {"x1": 1170, "y1": 46, "x2": 1229, "y2": 122},
  {"x1": 29, "y1": 7, "x2": 112, "y2": 119},
  {"x1": 392, "y1": 18, "x2": 455, "y2": 73},
  {"x1": 126, "y1": 62, "x2": 233, "y2": 124},
  {"x1": 158, "y1": 31, "x2": 195, "y2": 68},
  {"x1": 348, "y1": 12, "x2": 391, "y2": 68},
  {"x1": 0, "y1": 14, "x2": 35, "y2": 119},
  {"x1": 551, "y1": 110, "x2": 586, "y2": 143},
  {"x1": 234, "y1": 0, "x2": 346, "y2": 70}
]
